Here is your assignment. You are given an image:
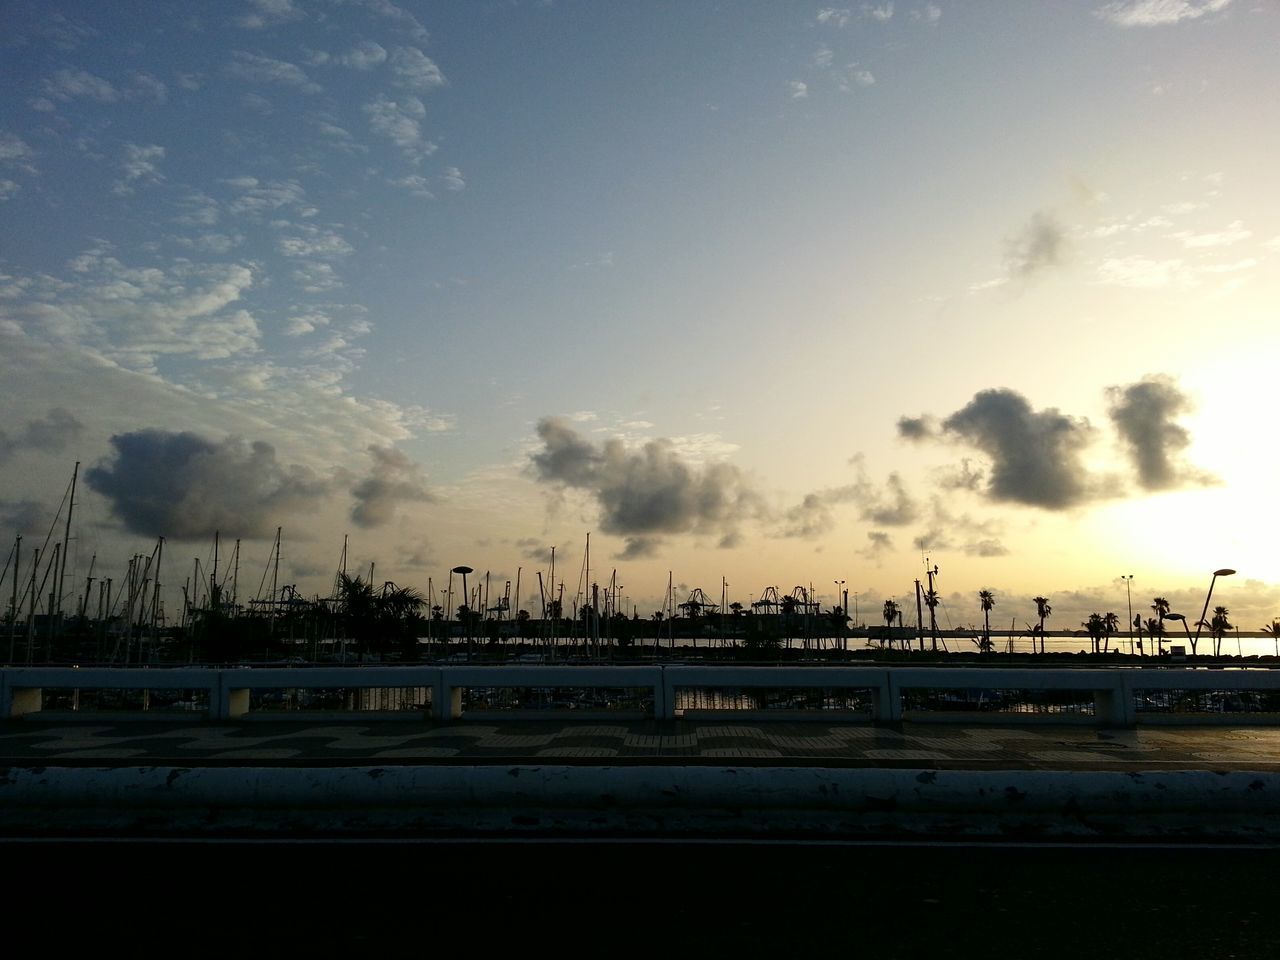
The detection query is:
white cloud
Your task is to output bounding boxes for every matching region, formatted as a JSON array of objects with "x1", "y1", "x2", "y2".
[
  {"x1": 175, "y1": 191, "x2": 221, "y2": 227},
  {"x1": 1095, "y1": 255, "x2": 1187, "y2": 288},
  {"x1": 237, "y1": 0, "x2": 304, "y2": 29},
  {"x1": 441, "y1": 167, "x2": 465, "y2": 191},
  {"x1": 1095, "y1": 0, "x2": 1232, "y2": 27},
  {"x1": 391, "y1": 46, "x2": 446, "y2": 91},
  {"x1": 225, "y1": 51, "x2": 321, "y2": 93},
  {"x1": 838, "y1": 65, "x2": 876, "y2": 90},
  {"x1": 172, "y1": 233, "x2": 244, "y2": 254},
  {"x1": 113, "y1": 143, "x2": 166, "y2": 195},
  {"x1": 284, "y1": 311, "x2": 332, "y2": 336},
  {"x1": 0, "y1": 133, "x2": 36, "y2": 173},
  {"x1": 817, "y1": 8, "x2": 853, "y2": 27},
  {"x1": 864, "y1": 3, "x2": 895, "y2": 21},
  {"x1": 1169, "y1": 220, "x2": 1251, "y2": 248},
  {"x1": 389, "y1": 175, "x2": 435, "y2": 199},
  {"x1": 276, "y1": 225, "x2": 355, "y2": 259},
  {"x1": 358, "y1": 0, "x2": 431, "y2": 42},
  {"x1": 131, "y1": 72, "x2": 168, "y2": 104},
  {"x1": 314, "y1": 40, "x2": 389, "y2": 70},
  {"x1": 41, "y1": 68, "x2": 121, "y2": 103},
  {"x1": 788, "y1": 80, "x2": 809, "y2": 99},
  {"x1": 225, "y1": 177, "x2": 309, "y2": 216},
  {"x1": 3, "y1": 250, "x2": 262, "y2": 372},
  {"x1": 0, "y1": 180, "x2": 19, "y2": 201},
  {"x1": 363, "y1": 95, "x2": 437, "y2": 162},
  {"x1": 813, "y1": 45, "x2": 835, "y2": 68},
  {"x1": 292, "y1": 262, "x2": 343, "y2": 292},
  {"x1": 911, "y1": 3, "x2": 943, "y2": 23}
]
